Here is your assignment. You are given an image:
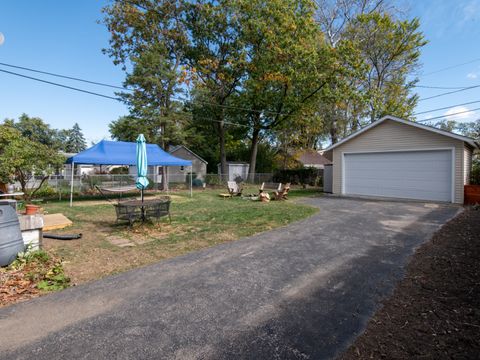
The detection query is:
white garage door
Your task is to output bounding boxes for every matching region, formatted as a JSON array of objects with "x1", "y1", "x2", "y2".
[{"x1": 344, "y1": 150, "x2": 452, "y2": 202}]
